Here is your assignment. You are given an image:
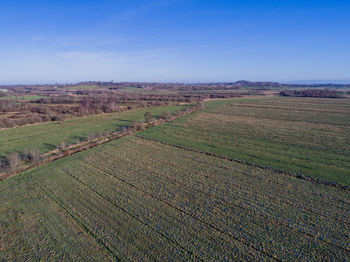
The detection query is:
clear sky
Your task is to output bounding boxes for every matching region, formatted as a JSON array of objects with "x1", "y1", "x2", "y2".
[{"x1": 0, "y1": 0, "x2": 349, "y2": 84}]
